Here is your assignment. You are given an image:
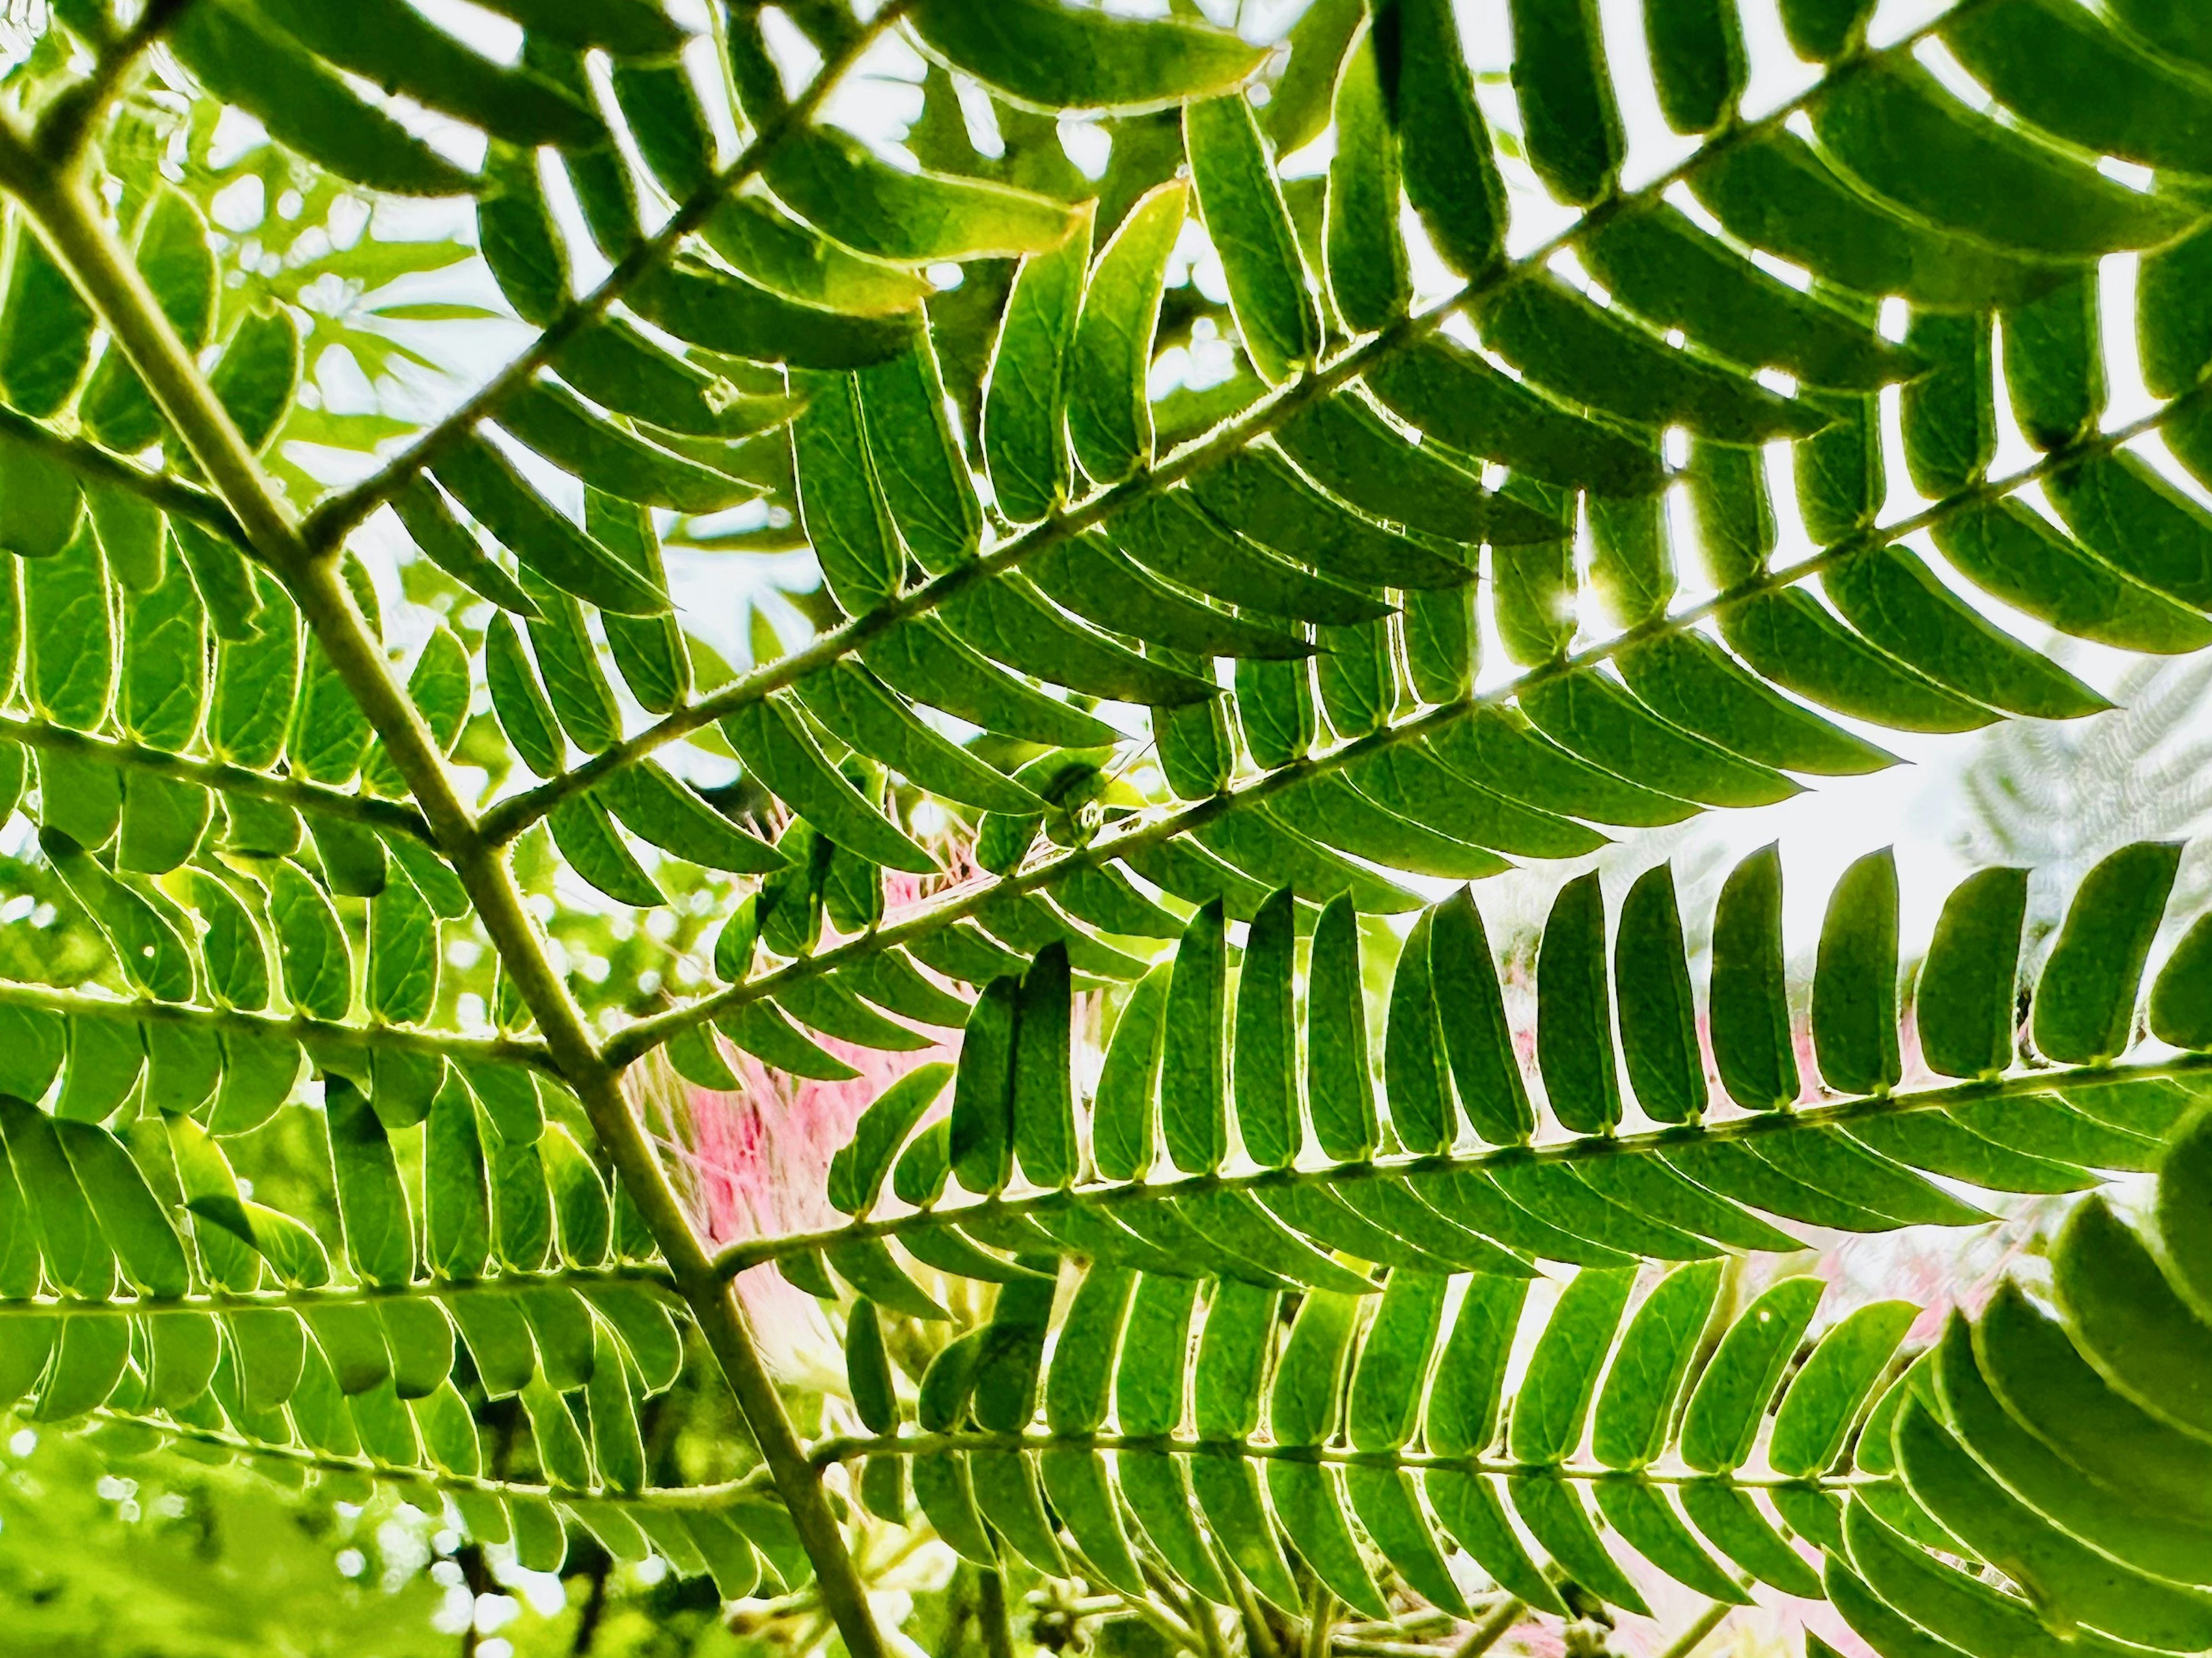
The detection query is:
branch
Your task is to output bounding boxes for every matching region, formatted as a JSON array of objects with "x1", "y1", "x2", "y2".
[
  {"x1": 0, "y1": 712, "x2": 435, "y2": 843},
  {"x1": 0, "y1": 403, "x2": 250, "y2": 551},
  {"x1": 715, "y1": 1050, "x2": 2212, "y2": 1273},
  {"x1": 300, "y1": 2, "x2": 916, "y2": 555},
  {"x1": 0, "y1": 976, "x2": 558, "y2": 1072},
  {"x1": 1656, "y1": 1599, "x2": 1743, "y2": 1658},
  {"x1": 479, "y1": 0, "x2": 1992, "y2": 853},
  {"x1": 90, "y1": 1405, "x2": 772, "y2": 1511},
  {"x1": 608, "y1": 377, "x2": 2210, "y2": 1071},
  {"x1": 0, "y1": 1262, "x2": 679, "y2": 1318},
  {"x1": 33, "y1": 0, "x2": 200, "y2": 169},
  {"x1": 805, "y1": 1429, "x2": 1865, "y2": 1492},
  {"x1": 1451, "y1": 1601, "x2": 1528, "y2": 1658}
]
